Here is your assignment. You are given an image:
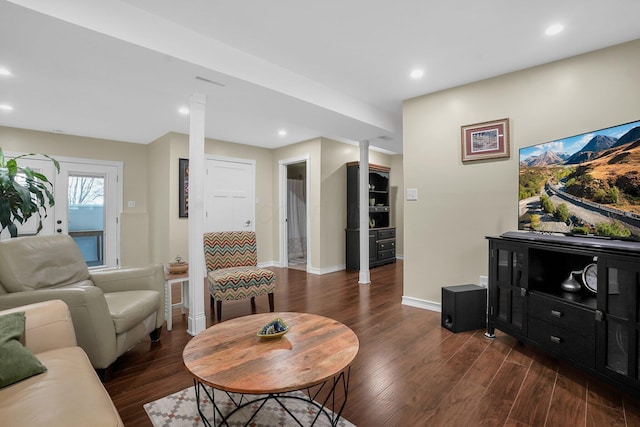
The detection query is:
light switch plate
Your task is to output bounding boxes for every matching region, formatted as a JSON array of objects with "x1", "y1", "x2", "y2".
[{"x1": 406, "y1": 188, "x2": 418, "y2": 201}]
